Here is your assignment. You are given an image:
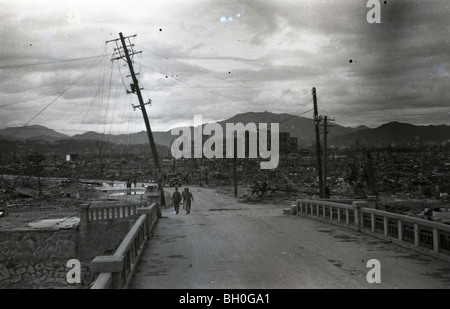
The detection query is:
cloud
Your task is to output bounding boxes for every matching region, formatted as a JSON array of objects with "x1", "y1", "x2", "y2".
[{"x1": 0, "y1": 0, "x2": 449, "y2": 134}]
